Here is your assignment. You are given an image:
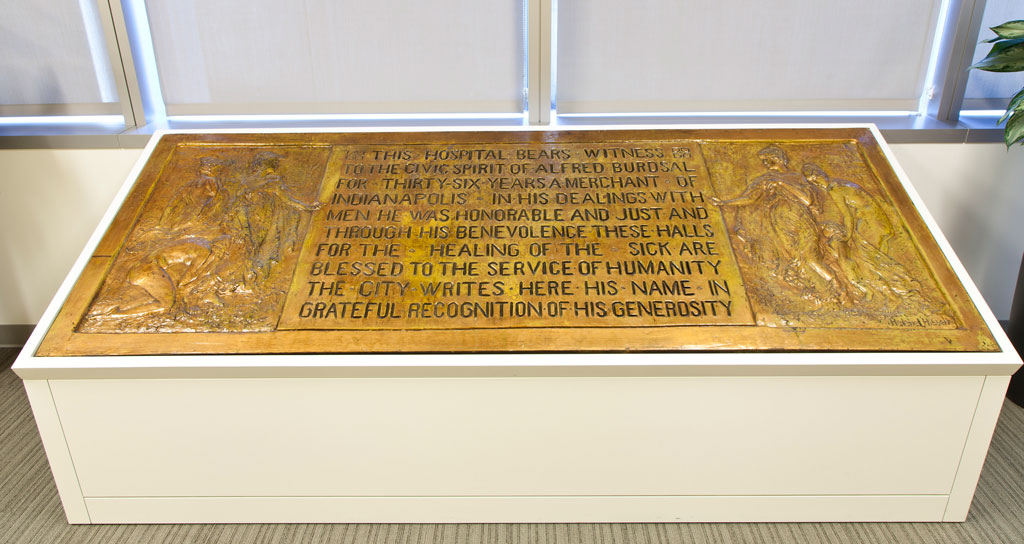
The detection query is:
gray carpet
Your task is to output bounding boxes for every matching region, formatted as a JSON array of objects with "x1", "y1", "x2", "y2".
[{"x1": 2, "y1": 346, "x2": 1022, "y2": 544}]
